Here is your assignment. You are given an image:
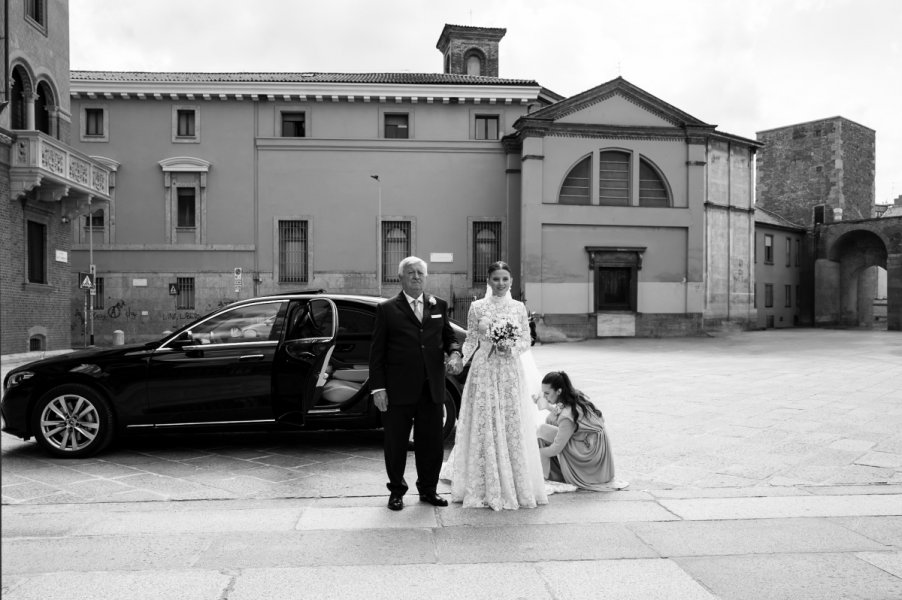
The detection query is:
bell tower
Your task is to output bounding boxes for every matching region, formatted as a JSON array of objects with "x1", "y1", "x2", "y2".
[{"x1": 436, "y1": 24, "x2": 506, "y2": 78}]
